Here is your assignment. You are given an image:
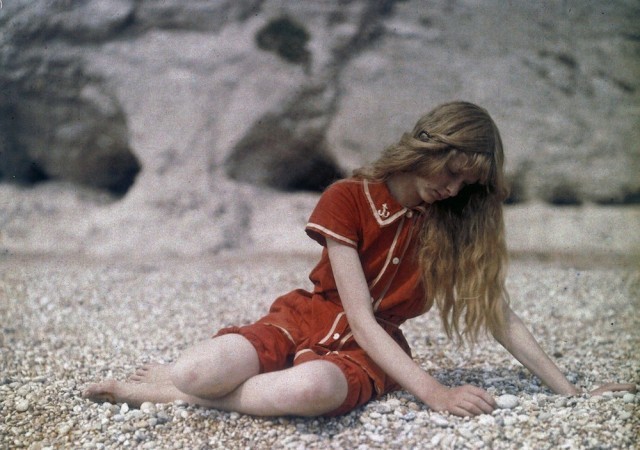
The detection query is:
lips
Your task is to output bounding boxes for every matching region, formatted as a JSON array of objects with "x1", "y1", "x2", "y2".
[{"x1": 434, "y1": 190, "x2": 447, "y2": 200}]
